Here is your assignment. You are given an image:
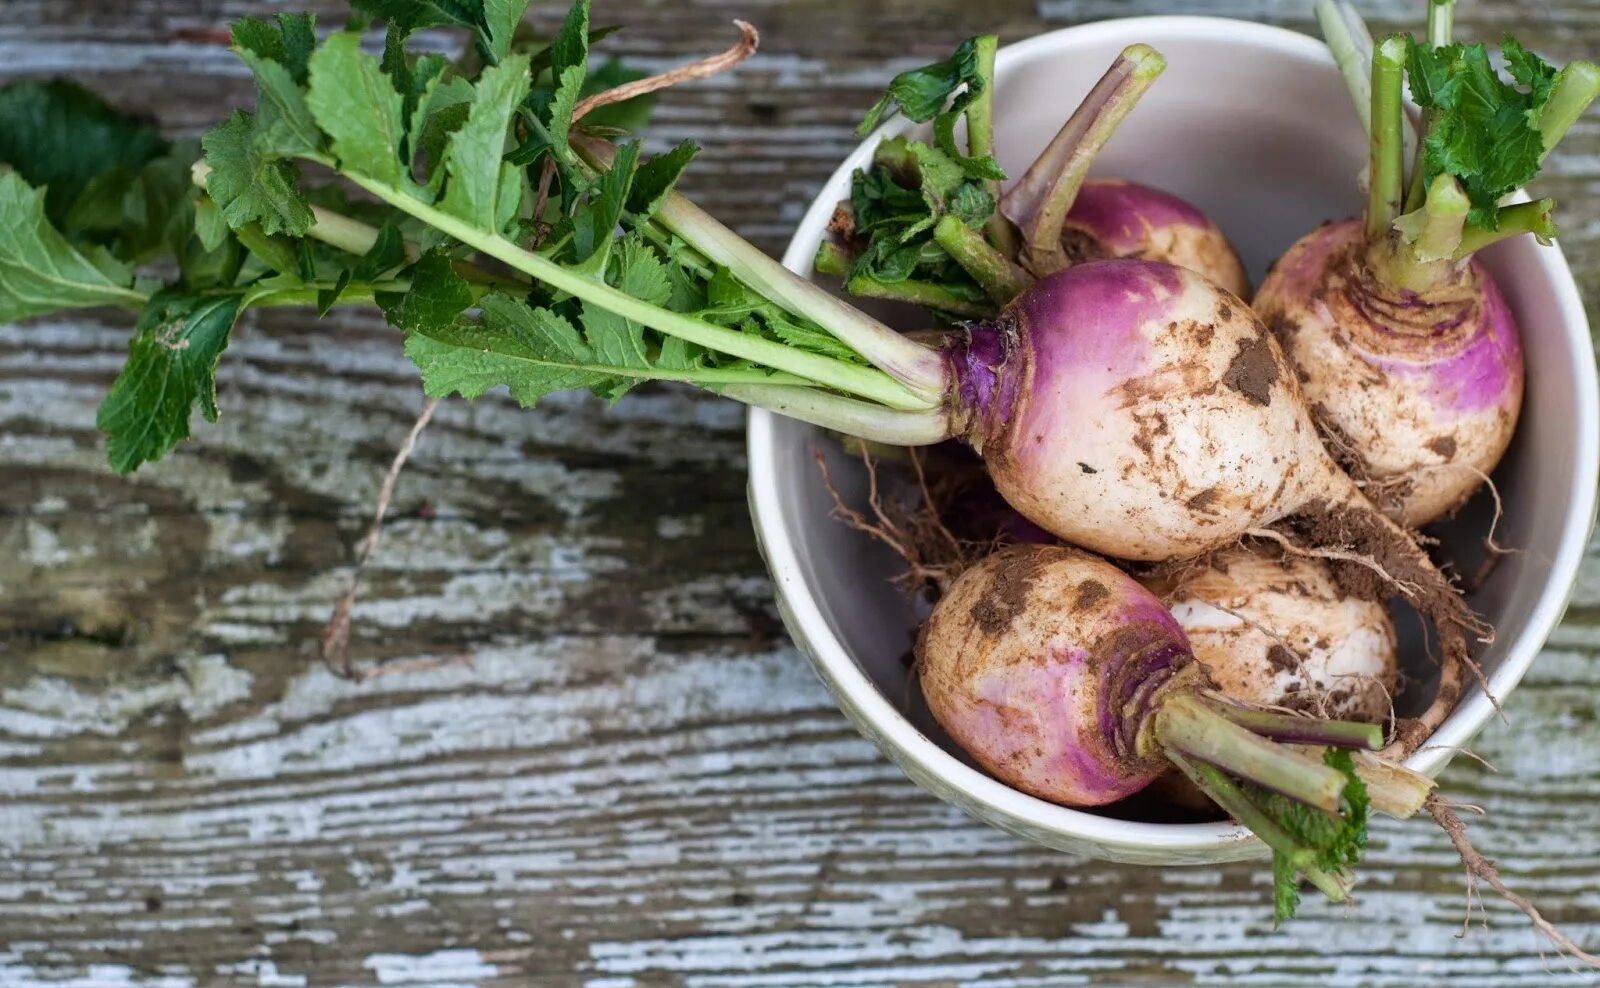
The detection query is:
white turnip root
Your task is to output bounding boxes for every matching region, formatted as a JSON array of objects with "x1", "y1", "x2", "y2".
[
  {"x1": 1255, "y1": 3, "x2": 1598, "y2": 525},
  {"x1": 1150, "y1": 549, "x2": 1398, "y2": 724}
]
